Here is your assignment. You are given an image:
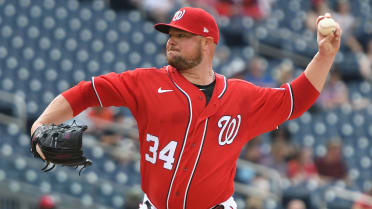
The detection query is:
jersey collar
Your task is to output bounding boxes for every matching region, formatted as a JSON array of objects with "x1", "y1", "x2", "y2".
[
  {"x1": 166, "y1": 65, "x2": 228, "y2": 119},
  {"x1": 166, "y1": 65, "x2": 227, "y2": 99}
]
